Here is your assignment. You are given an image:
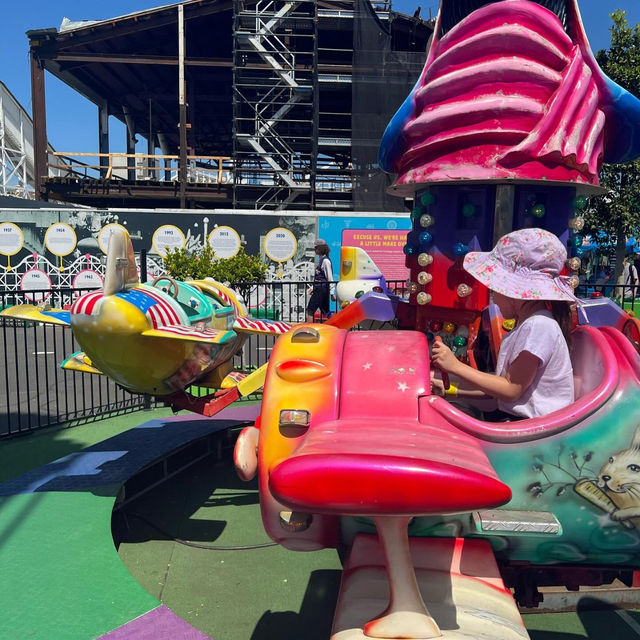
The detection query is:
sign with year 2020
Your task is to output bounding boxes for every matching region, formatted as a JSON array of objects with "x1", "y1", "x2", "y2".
[{"x1": 264, "y1": 227, "x2": 297, "y2": 278}]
